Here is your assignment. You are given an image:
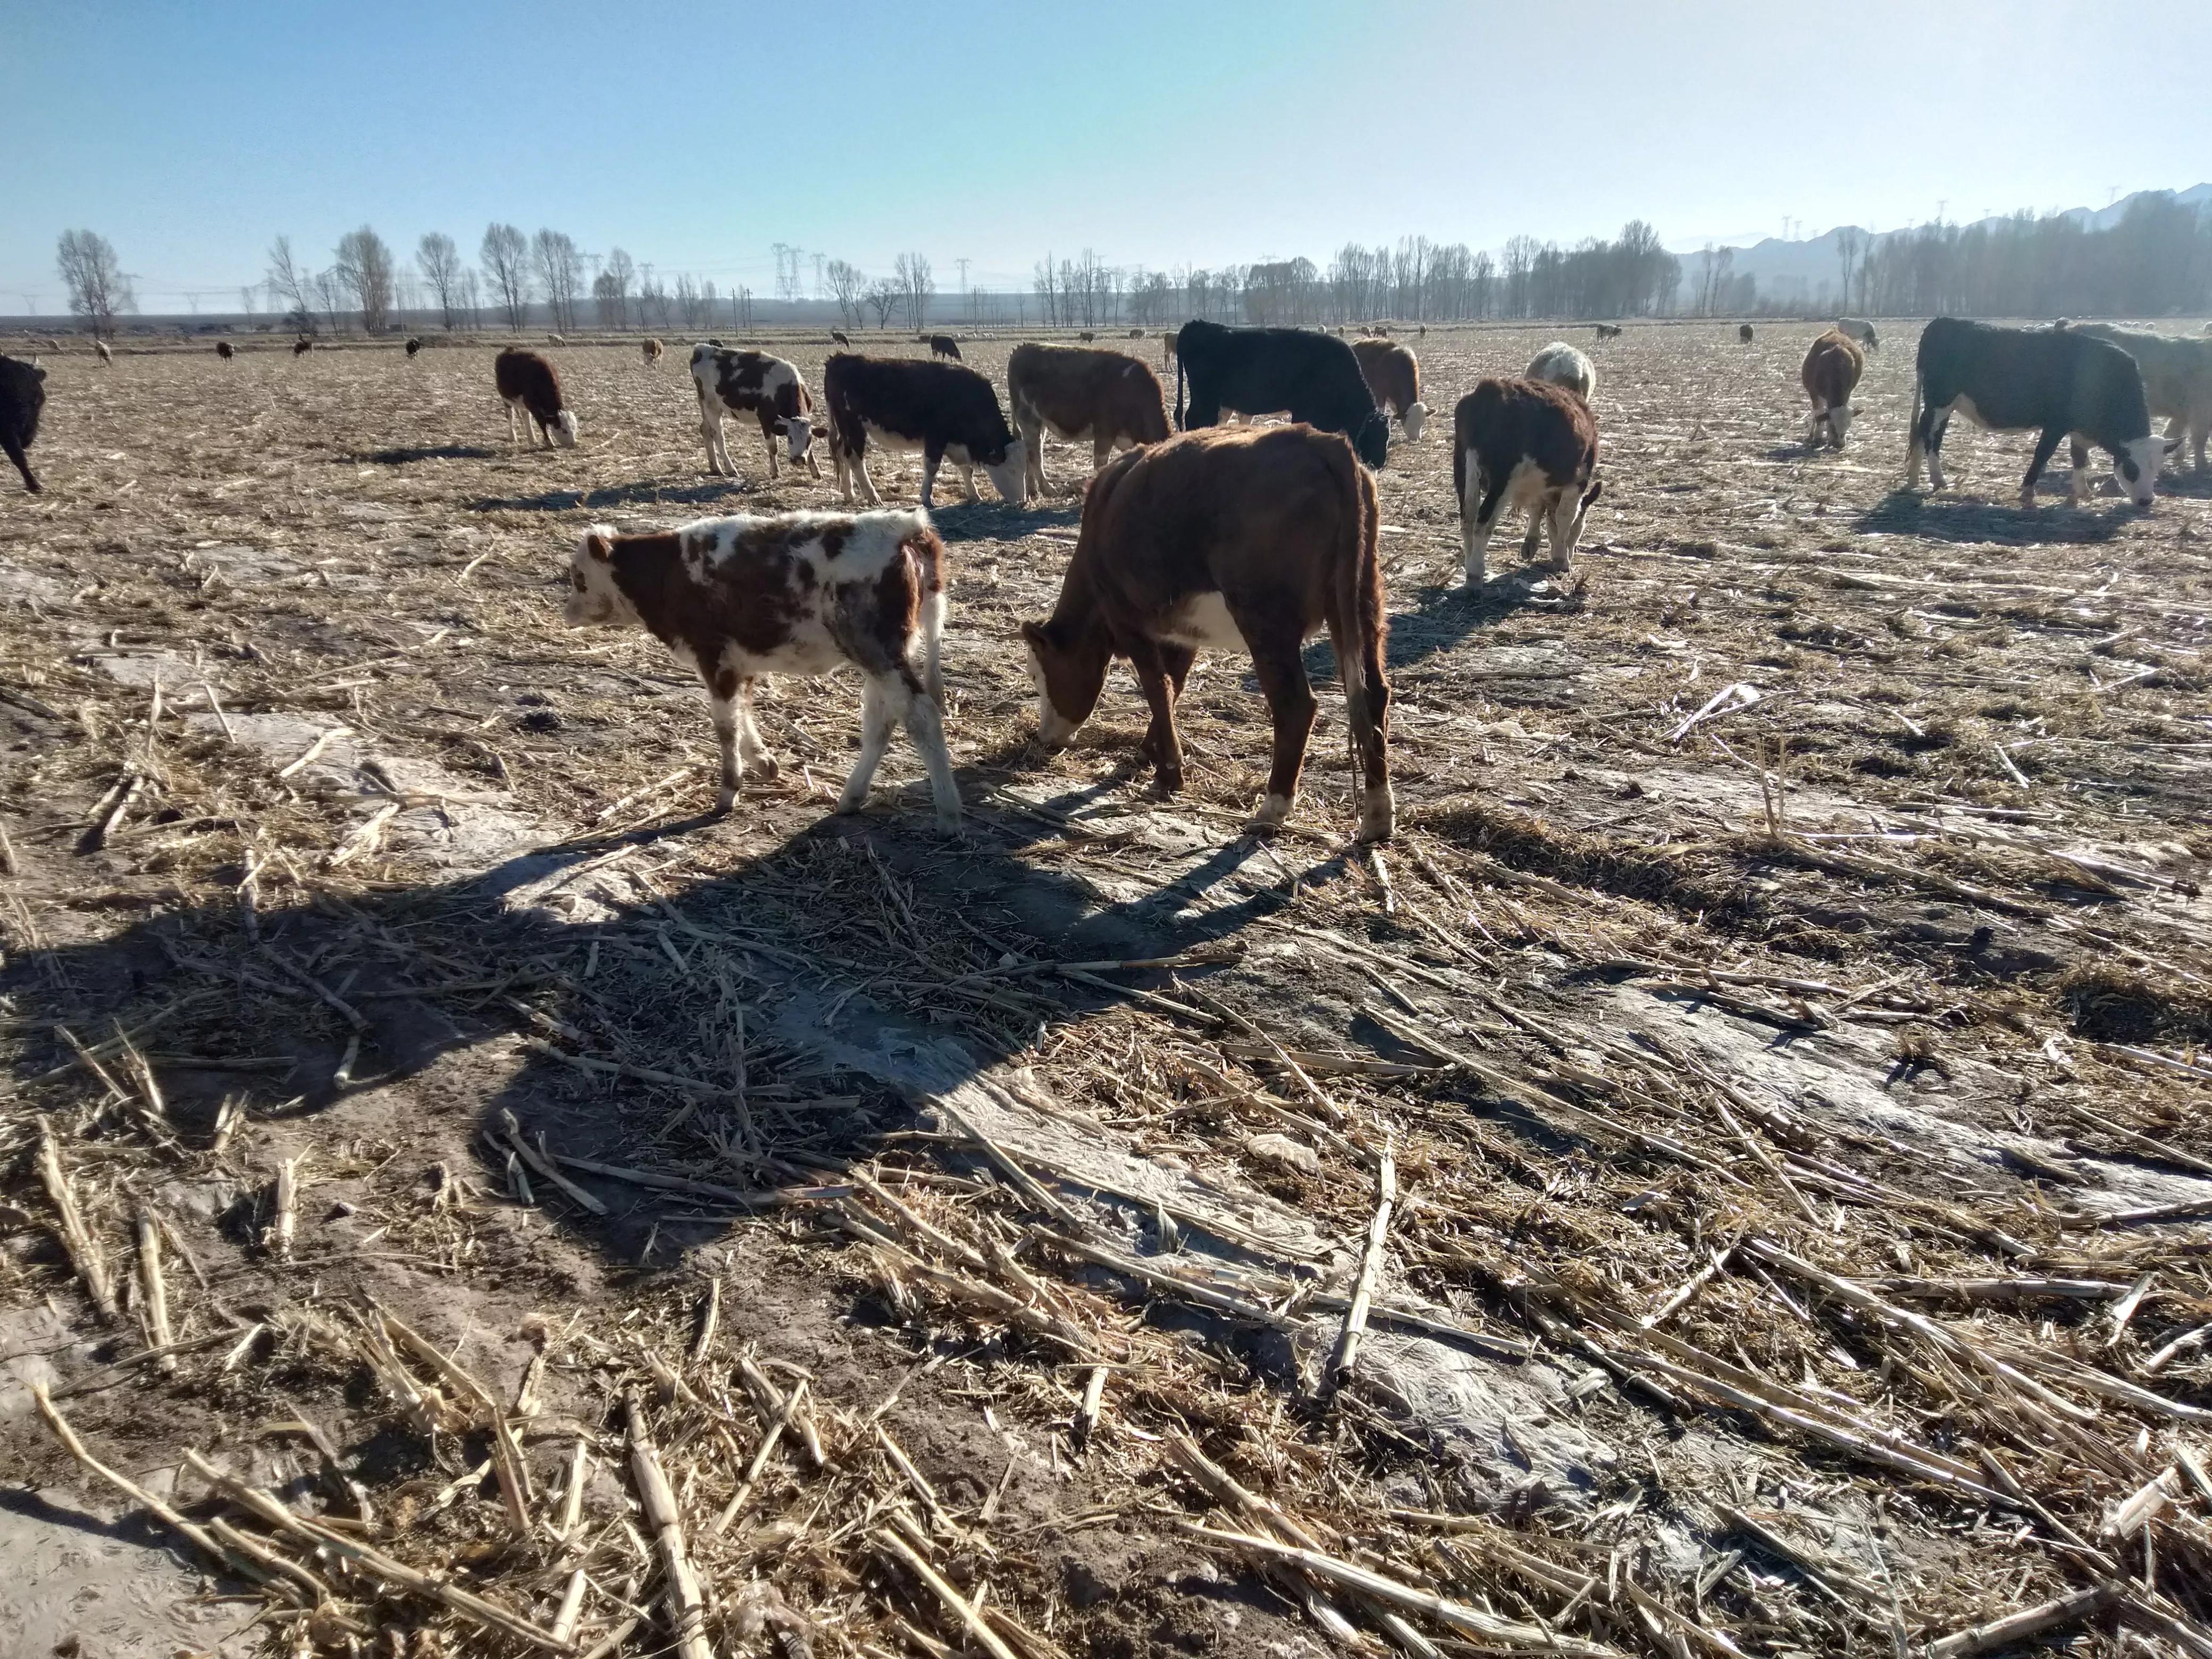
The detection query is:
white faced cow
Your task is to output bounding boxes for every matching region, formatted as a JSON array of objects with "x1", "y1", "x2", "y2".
[{"x1": 691, "y1": 344, "x2": 824, "y2": 481}]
